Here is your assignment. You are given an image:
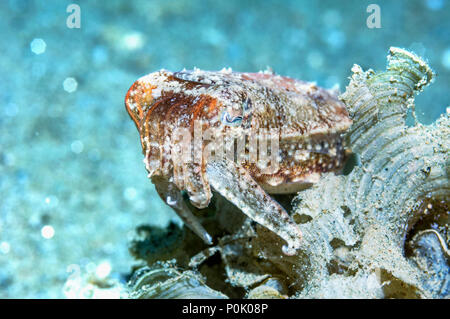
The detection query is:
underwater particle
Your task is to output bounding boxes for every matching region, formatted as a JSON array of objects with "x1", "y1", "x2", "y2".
[
  {"x1": 44, "y1": 195, "x2": 59, "y2": 208},
  {"x1": 41, "y1": 225, "x2": 55, "y2": 239},
  {"x1": 441, "y1": 48, "x2": 450, "y2": 70},
  {"x1": 3, "y1": 153, "x2": 16, "y2": 166},
  {"x1": 95, "y1": 261, "x2": 112, "y2": 279},
  {"x1": 202, "y1": 27, "x2": 226, "y2": 46},
  {"x1": 123, "y1": 187, "x2": 137, "y2": 201},
  {"x1": 4, "y1": 103, "x2": 19, "y2": 117},
  {"x1": 0, "y1": 242, "x2": 10, "y2": 254},
  {"x1": 322, "y1": 9, "x2": 342, "y2": 27},
  {"x1": 63, "y1": 263, "x2": 126, "y2": 299},
  {"x1": 425, "y1": 0, "x2": 444, "y2": 10},
  {"x1": 307, "y1": 51, "x2": 324, "y2": 69},
  {"x1": 123, "y1": 32, "x2": 144, "y2": 50},
  {"x1": 63, "y1": 77, "x2": 78, "y2": 93},
  {"x1": 70, "y1": 140, "x2": 84, "y2": 154},
  {"x1": 324, "y1": 30, "x2": 346, "y2": 49},
  {"x1": 92, "y1": 46, "x2": 109, "y2": 65},
  {"x1": 30, "y1": 38, "x2": 46, "y2": 55}
]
